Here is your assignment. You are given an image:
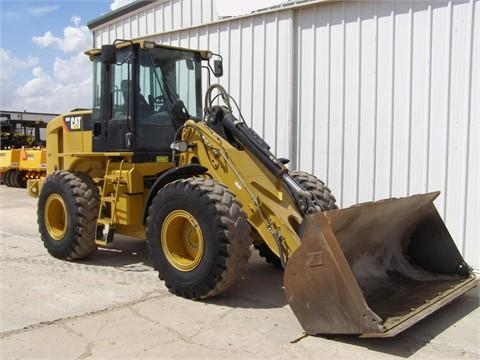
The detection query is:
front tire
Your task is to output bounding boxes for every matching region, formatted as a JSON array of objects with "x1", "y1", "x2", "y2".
[
  {"x1": 38, "y1": 171, "x2": 99, "y2": 260},
  {"x1": 147, "y1": 178, "x2": 252, "y2": 299}
]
